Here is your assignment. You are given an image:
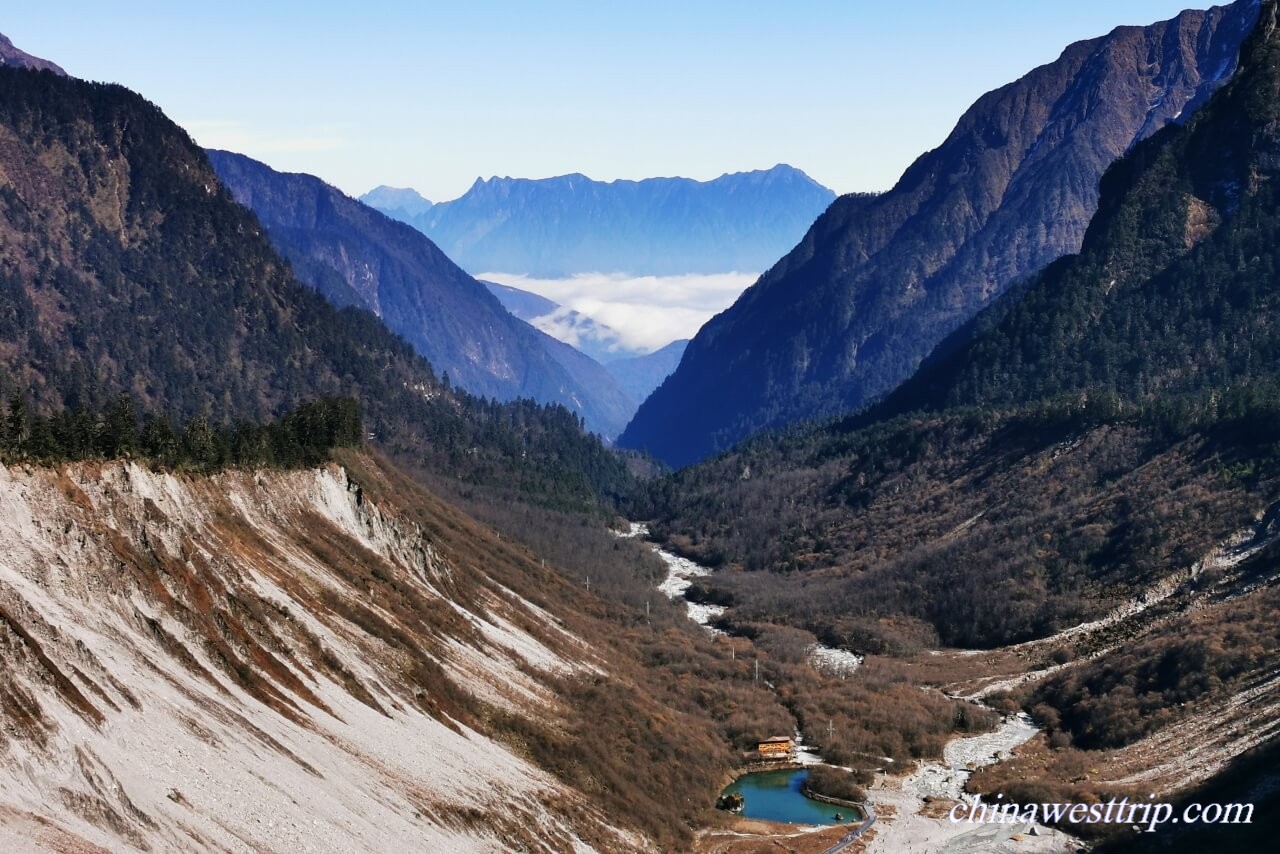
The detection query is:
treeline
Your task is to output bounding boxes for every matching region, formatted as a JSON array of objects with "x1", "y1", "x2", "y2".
[{"x1": 0, "y1": 393, "x2": 361, "y2": 470}]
